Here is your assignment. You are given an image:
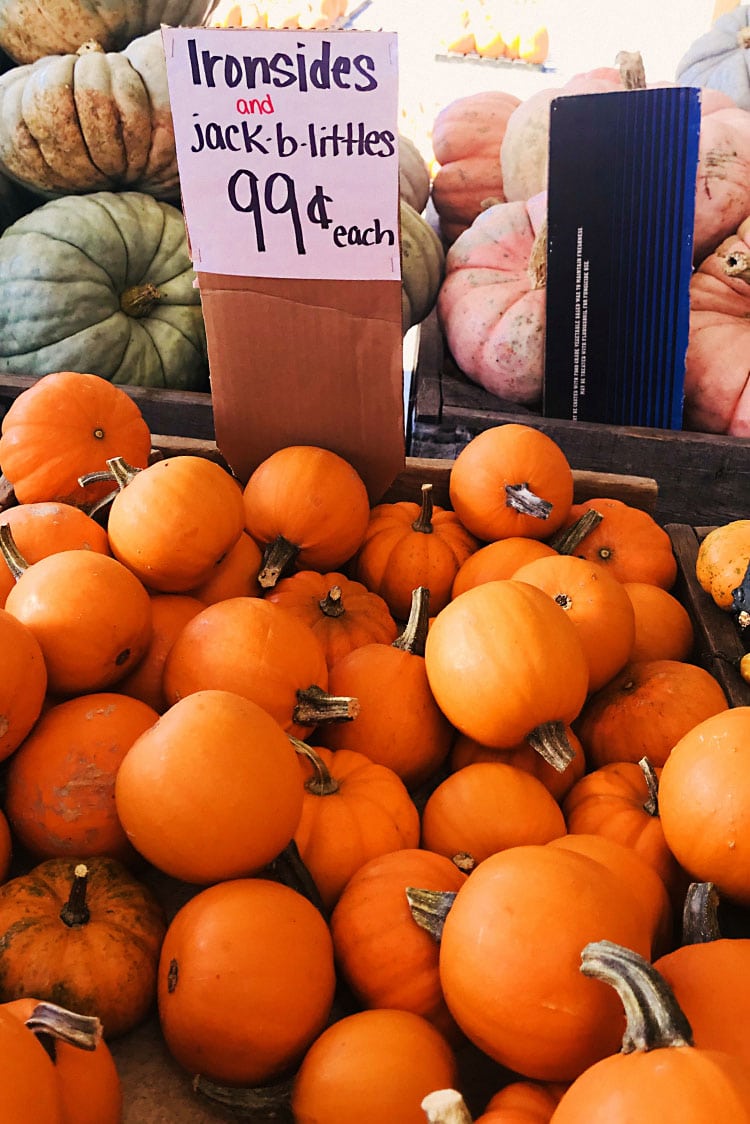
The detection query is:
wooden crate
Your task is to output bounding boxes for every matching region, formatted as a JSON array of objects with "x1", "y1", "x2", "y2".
[
  {"x1": 408, "y1": 314, "x2": 750, "y2": 528},
  {"x1": 667, "y1": 523, "x2": 750, "y2": 709}
]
